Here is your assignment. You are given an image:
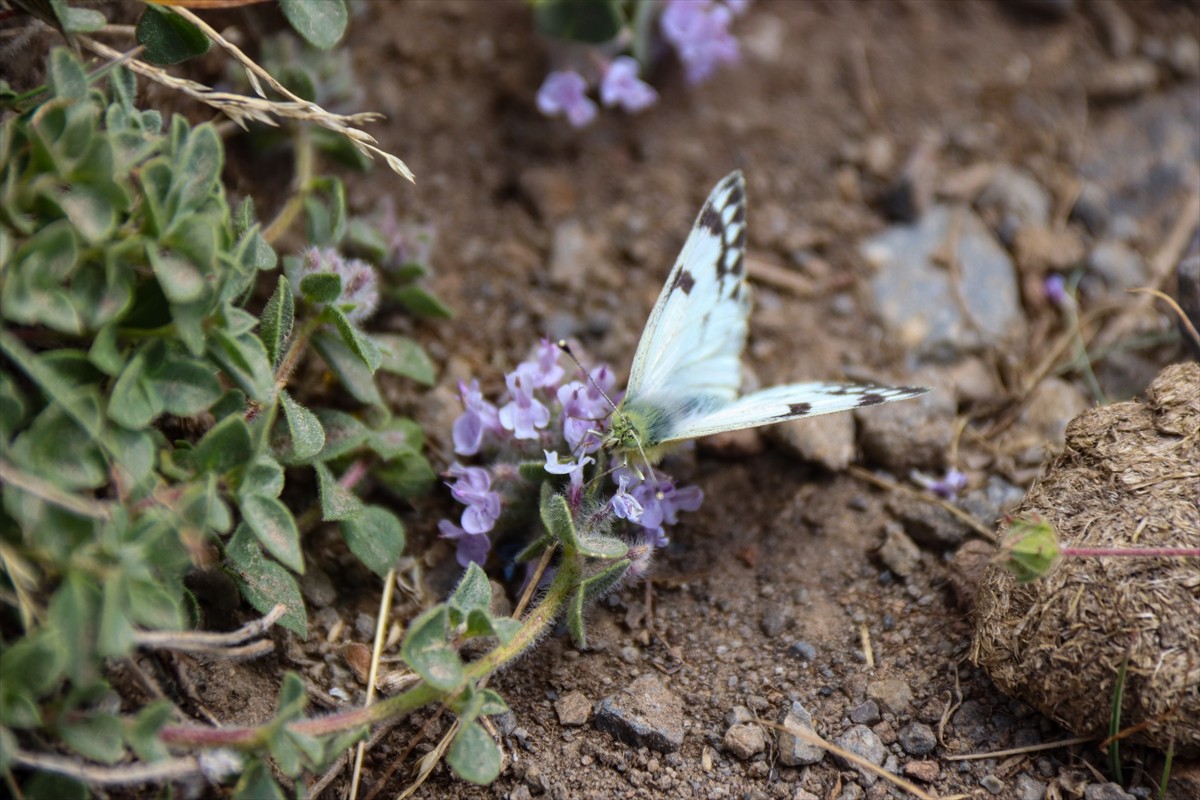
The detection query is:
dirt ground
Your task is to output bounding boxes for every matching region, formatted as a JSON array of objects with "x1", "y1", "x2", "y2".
[{"x1": 169, "y1": 1, "x2": 1200, "y2": 798}]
